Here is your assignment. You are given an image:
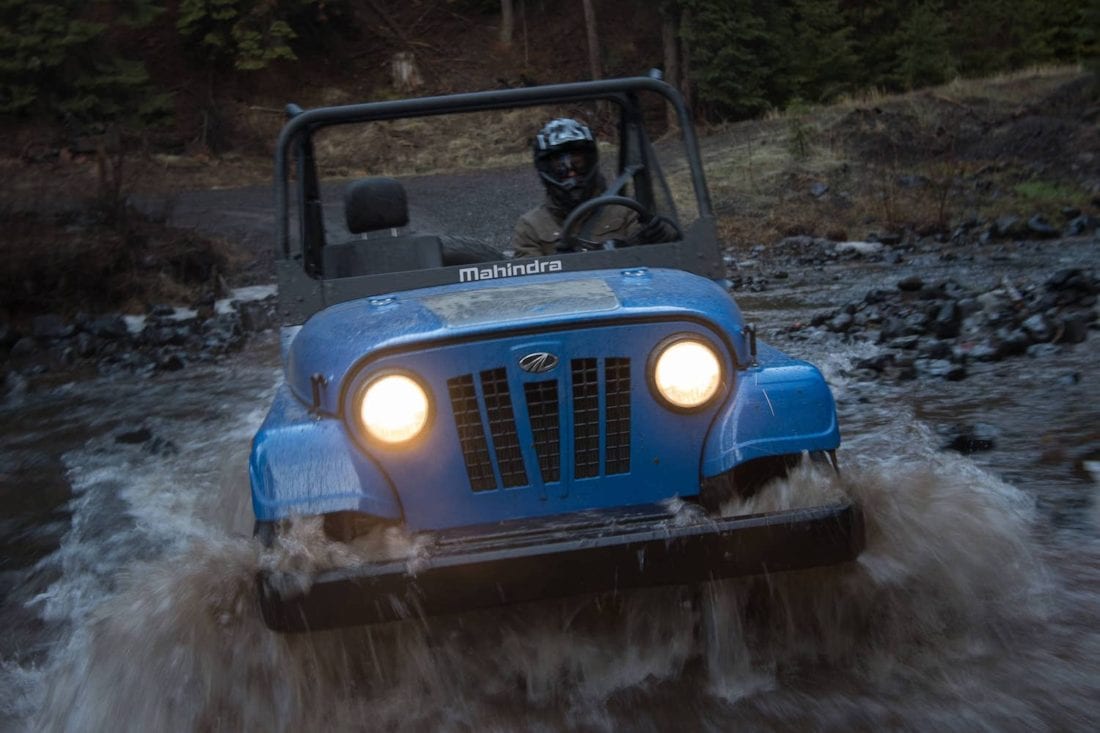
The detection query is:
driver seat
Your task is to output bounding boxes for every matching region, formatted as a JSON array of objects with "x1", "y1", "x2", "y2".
[{"x1": 322, "y1": 177, "x2": 443, "y2": 278}]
